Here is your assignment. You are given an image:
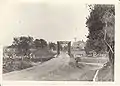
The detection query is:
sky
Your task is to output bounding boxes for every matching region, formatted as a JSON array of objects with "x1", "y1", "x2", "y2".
[{"x1": 0, "y1": 0, "x2": 91, "y2": 46}]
